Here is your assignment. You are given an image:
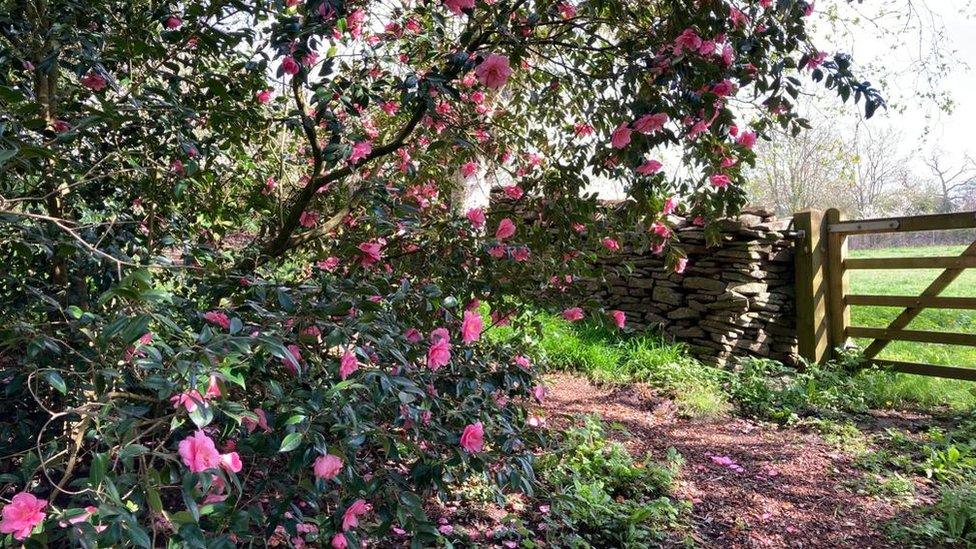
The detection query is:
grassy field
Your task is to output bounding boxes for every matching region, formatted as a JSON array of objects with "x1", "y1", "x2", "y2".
[{"x1": 847, "y1": 245, "x2": 976, "y2": 367}]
